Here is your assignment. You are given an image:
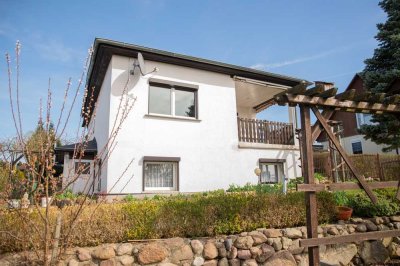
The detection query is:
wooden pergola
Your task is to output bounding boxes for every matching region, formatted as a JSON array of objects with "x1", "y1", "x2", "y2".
[{"x1": 273, "y1": 82, "x2": 400, "y2": 266}]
